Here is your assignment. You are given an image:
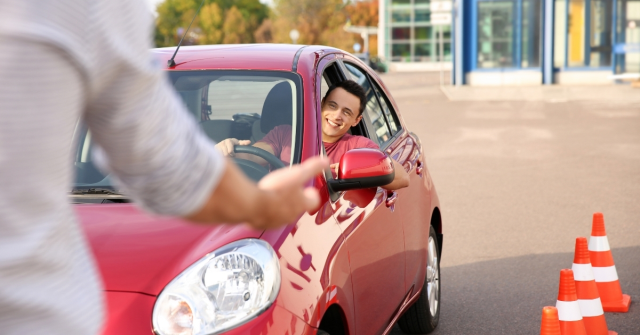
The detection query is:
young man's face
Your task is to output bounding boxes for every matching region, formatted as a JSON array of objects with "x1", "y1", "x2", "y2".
[{"x1": 321, "y1": 87, "x2": 363, "y2": 143}]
